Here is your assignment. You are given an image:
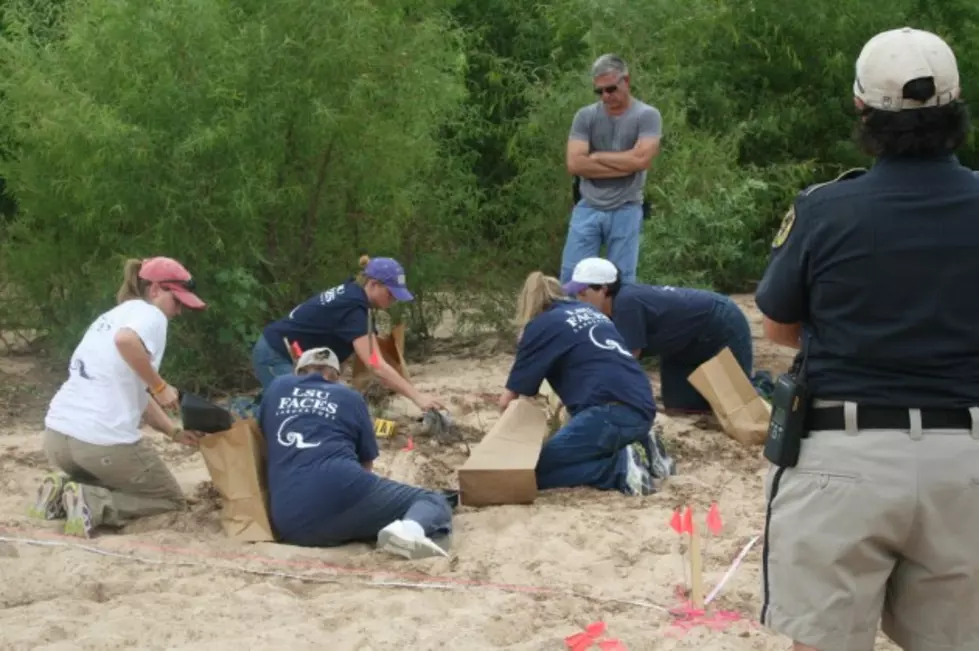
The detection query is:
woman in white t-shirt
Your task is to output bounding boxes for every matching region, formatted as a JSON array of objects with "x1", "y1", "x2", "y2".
[{"x1": 30, "y1": 256, "x2": 207, "y2": 538}]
